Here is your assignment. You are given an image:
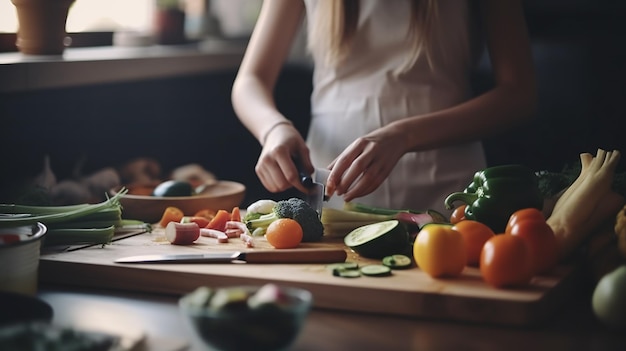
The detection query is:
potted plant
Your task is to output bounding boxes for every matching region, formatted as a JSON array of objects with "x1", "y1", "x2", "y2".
[
  {"x1": 154, "y1": 0, "x2": 187, "y2": 45},
  {"x1": 10, "y1": 0, "x2": 75, "y2": 55}
]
